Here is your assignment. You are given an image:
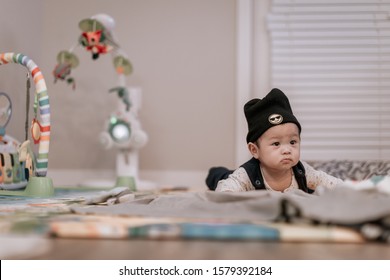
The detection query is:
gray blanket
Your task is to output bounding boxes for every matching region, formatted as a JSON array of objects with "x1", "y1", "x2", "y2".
[{"x1": 71, "y1": 186, "x2": 390, "y2": 242}]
